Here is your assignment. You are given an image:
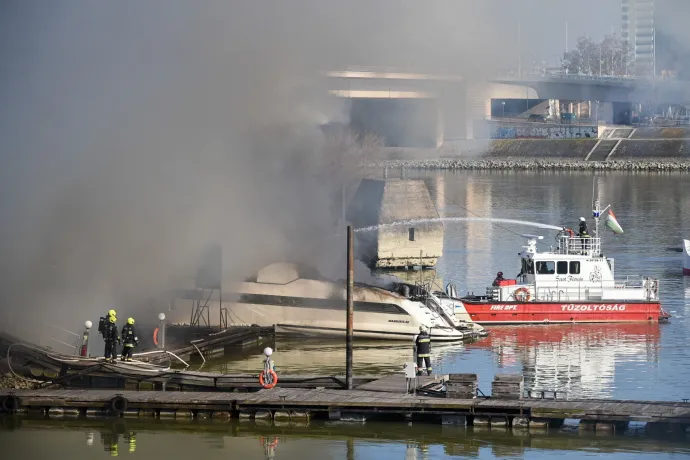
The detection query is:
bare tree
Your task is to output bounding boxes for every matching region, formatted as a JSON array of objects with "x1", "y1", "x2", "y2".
[{"x1": 561, "y1": 34, "x2": 634, "y2": 76}]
